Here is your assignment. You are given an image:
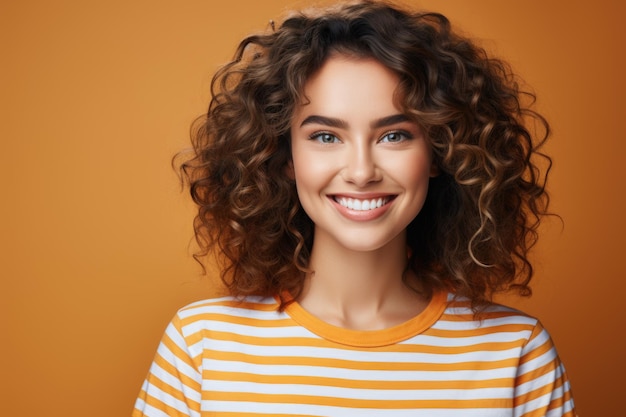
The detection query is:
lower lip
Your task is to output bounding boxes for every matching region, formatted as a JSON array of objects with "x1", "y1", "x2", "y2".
[{"x1": 329, "y1": 197, "x2": 394, "y2": 221}]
